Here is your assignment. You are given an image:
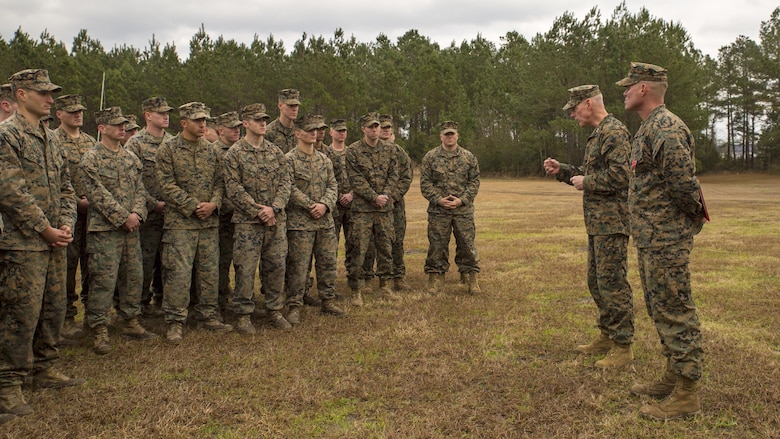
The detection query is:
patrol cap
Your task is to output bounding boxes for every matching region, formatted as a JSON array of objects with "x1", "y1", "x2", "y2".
[
  {"x1": 359, "y1": 111, "x2": 380, "y2": 127},
  {"x1": 278, "y1": 88, "x2": 301, "y2": 105},
  {"x1": 9, "y1": 69, "x2": 62, "y2": 93},
  {"x1": 124, "y1": 114, "x2": 140, "y2": 130},
  {"x1": 55, "y1": 94, "x2": 87, "y2": 112},
  {"x1": 294, "y1": 114, "x2": 320, "y2": 131},
  {"x1": 241, "y1": 103, "x2": 270, "y2": 120},
  {"x1": 216, "y1": 111, "x2": 242, "y2": 128},
  {"x1": 312, "y1": 114, "x2": 328, "y2": 129},
  {"x1": 42, "y1": 114, "x2": 54, "y2": 123},
  {"x1": 562, "y1": 85, "x2": 601, "y2": 111},
  {"x1": 141, "y1": 96, "x2": 174, "y2": 113},
  {"x1": 616, "y1": 62, "x2": 668, "y2": 87},
  {"x1": 379, "y1": 114, "x2": 393, "y2": 128},
  {"x1": 179, "y1": 102, "x2": 211, "y2": 120},
  {"x1": 440, "y1": 120, "x2": 458, "y2": 134},
  {"x1": 329, "y1": 119, "x2": 347, "y2": 131},
  {"x1": 95, "y1": 107, "x2": 129, "y2": 126},
  {"x1": 0, "y1": 84, "x2": 13, "y2": 101}
]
